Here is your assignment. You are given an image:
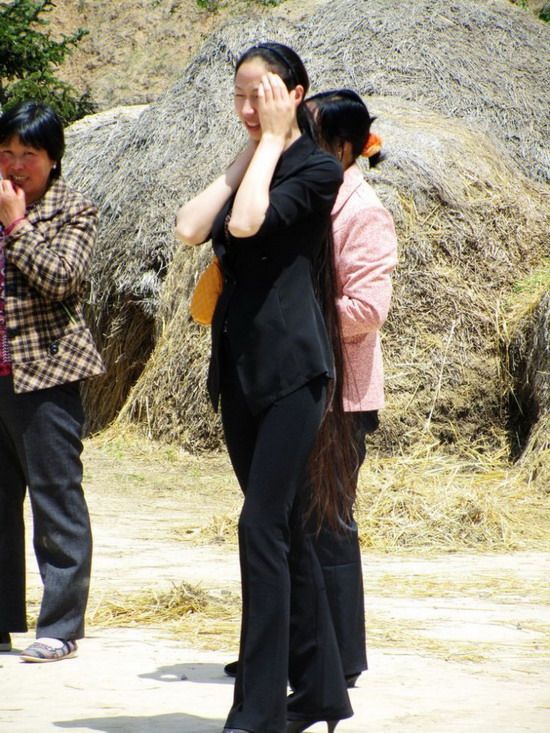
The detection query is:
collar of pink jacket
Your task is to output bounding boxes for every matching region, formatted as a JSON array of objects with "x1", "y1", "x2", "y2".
[{"x1": 332, "y1": 163, "x2": 365, "y2": 217}]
